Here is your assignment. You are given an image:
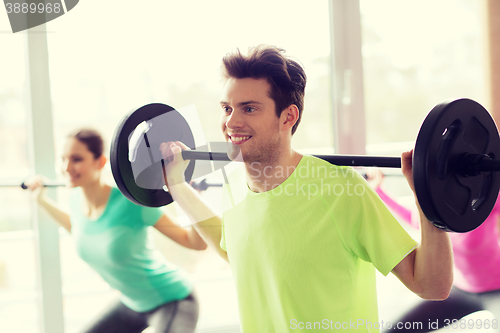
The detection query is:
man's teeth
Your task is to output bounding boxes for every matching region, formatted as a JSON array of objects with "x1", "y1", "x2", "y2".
[{"x1": 232, "y1": 136, "x2": 250, "y2": 142}]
